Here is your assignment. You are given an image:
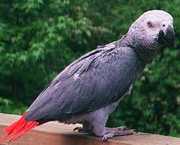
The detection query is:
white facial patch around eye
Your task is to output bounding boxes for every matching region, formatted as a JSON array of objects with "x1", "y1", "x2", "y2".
[{"x1": 147, "y1": 21, "x2": 154, "y2": 28}]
